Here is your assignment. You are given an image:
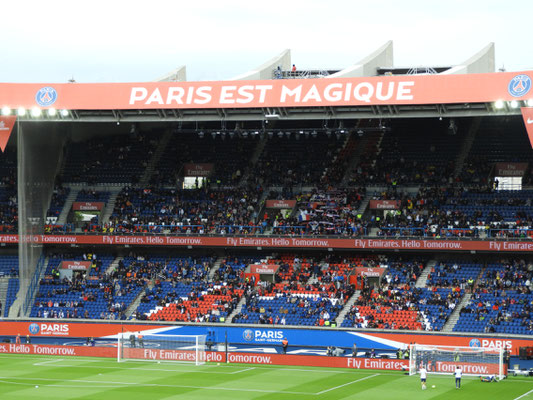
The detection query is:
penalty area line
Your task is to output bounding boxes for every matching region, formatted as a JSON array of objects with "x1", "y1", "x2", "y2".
[
  {"x1": 316, "y1": 373, "x2": 380, "y2": 395},
  {"x1": 514, "y1": 388, "x2": 533, "y2": 400},
  {"x1": 230, "y1": 367, "x2": 256, "y2": 374},
  {"x1": 33, "y1": 359, "x2": 64, "y2": 366}
]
